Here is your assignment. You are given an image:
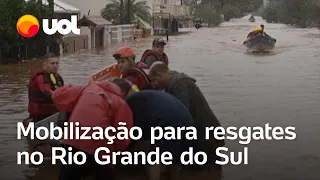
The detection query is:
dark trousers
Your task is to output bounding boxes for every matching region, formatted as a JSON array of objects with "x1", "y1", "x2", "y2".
[{"x1": 59, "y1": 145, "x2": 114, "y2": 180}]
